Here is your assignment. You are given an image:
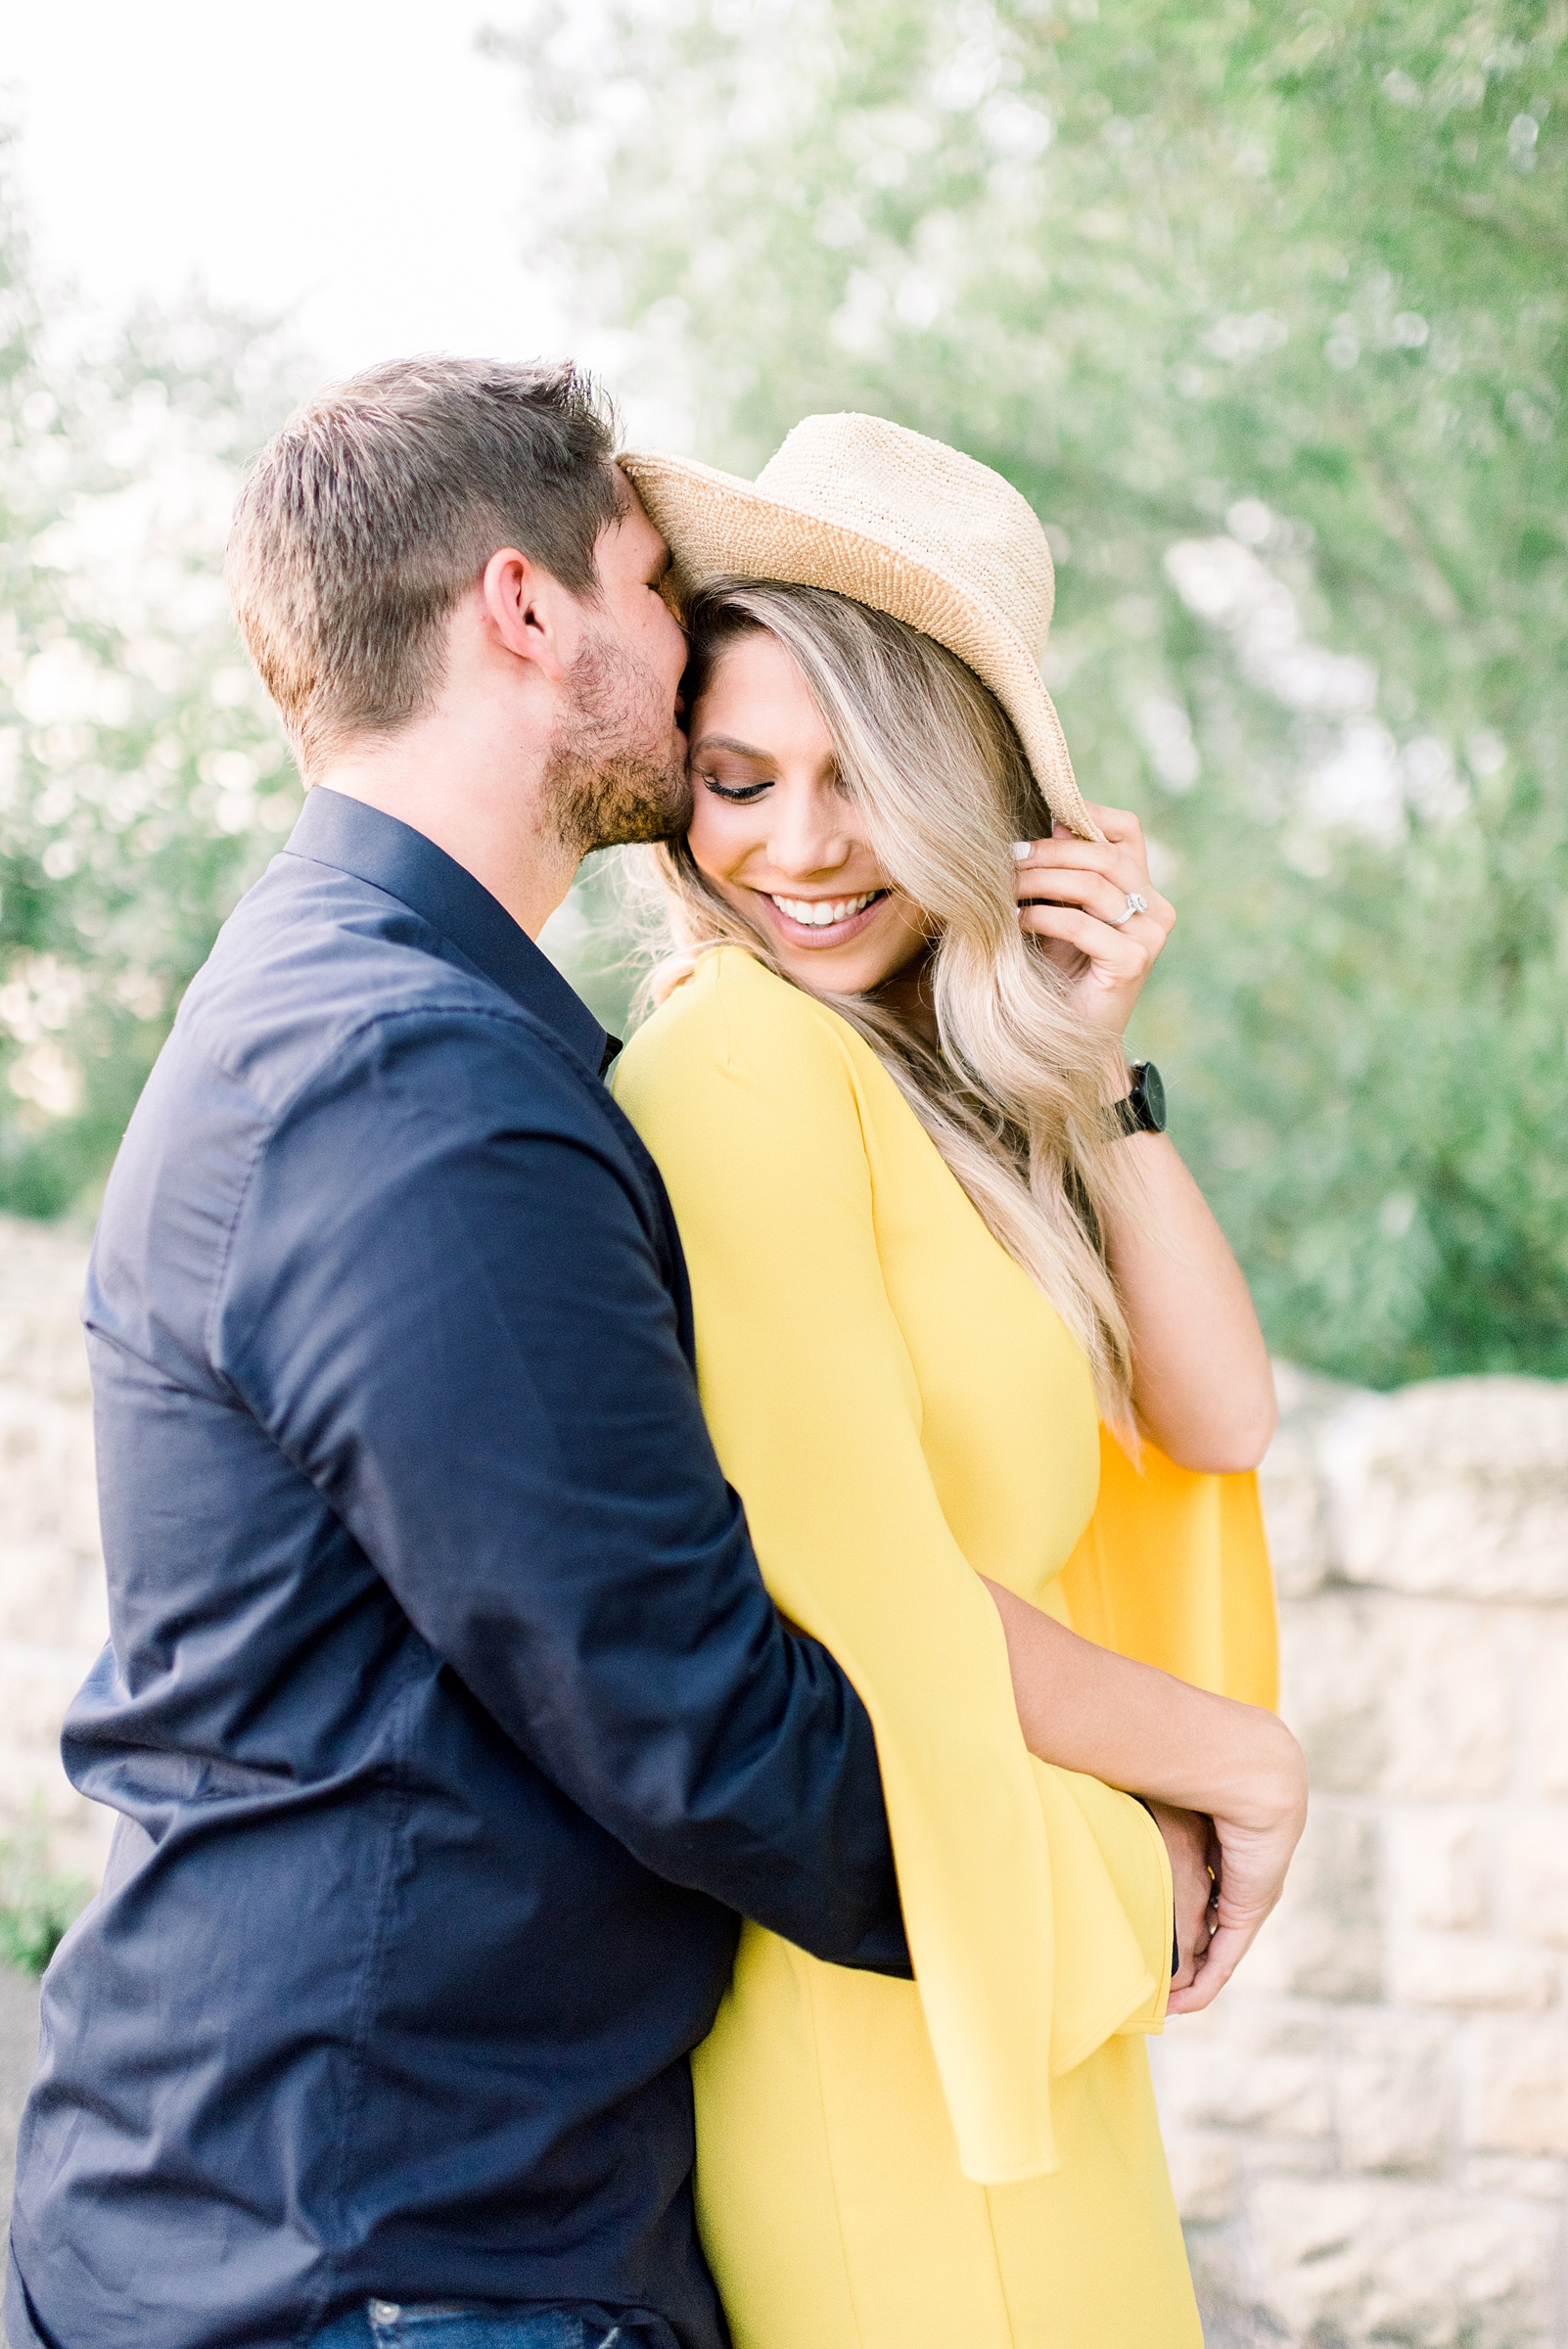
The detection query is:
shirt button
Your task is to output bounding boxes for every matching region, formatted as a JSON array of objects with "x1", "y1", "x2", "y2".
[{"x1": 369, "y1": 2305, "x2": 400, "y2": 2325}]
